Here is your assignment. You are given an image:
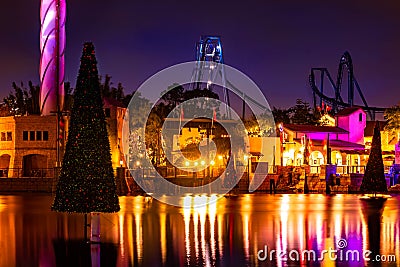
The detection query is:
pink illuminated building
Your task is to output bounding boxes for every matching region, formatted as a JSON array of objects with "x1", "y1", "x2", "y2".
[
  {"x1": 281, "y1": 107, "x2": 367, "y2": 173},
  {"x1": 335, "y1": 107, "x2": 366, "y2": 144}
]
